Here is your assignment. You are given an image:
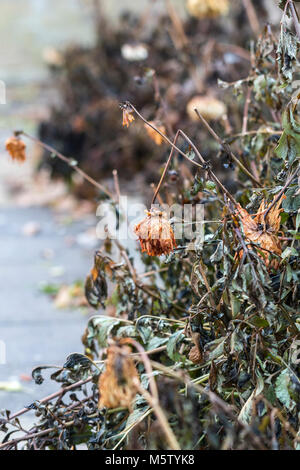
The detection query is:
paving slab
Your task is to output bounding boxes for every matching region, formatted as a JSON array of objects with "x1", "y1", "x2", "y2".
[{"x1": 0, "y1": 206, "x2": 95, "y2": 414}]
